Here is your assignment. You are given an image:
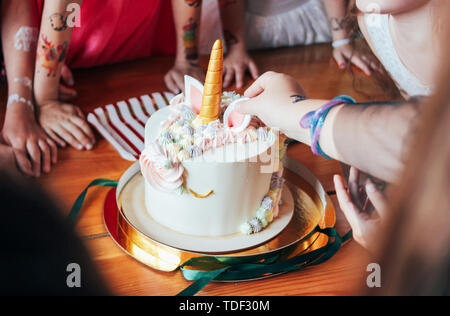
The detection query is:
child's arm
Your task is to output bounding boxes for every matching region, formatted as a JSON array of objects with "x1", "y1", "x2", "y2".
[
  {"x1": 1, "y1": 0, "x2": 57, "y2": 177},
  {"x1": 323, "y1": 0, "x2": 372, "y2": 75},
  {"x1": 34, "y1": 0, "x2": 95, "y2": 151},
  {"x1": 236, "y1": 72, "x2": 418, "y2": 183},
  {"x1": 219, "y1": 0, "x2": 258, "y2": 89},
  {"x1": 165, "y1": 0, "x2": 204, "y2": 93}
]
